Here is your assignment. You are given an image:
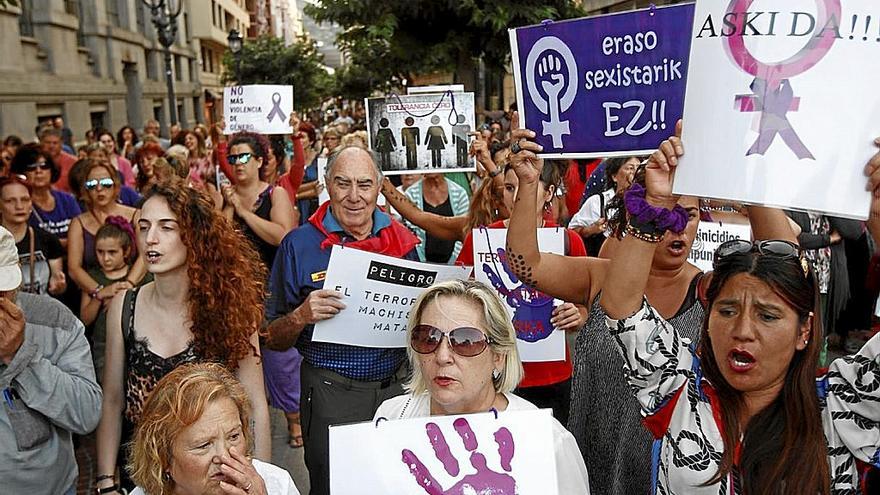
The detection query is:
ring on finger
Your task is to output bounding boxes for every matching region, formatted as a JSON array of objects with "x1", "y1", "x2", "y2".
[
  {"x1": 510, "y1": 140, "x2": 523, "y2": 154},
  {"x1": 244, "y1": 481, "x2": 253, "y2": 492}
]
